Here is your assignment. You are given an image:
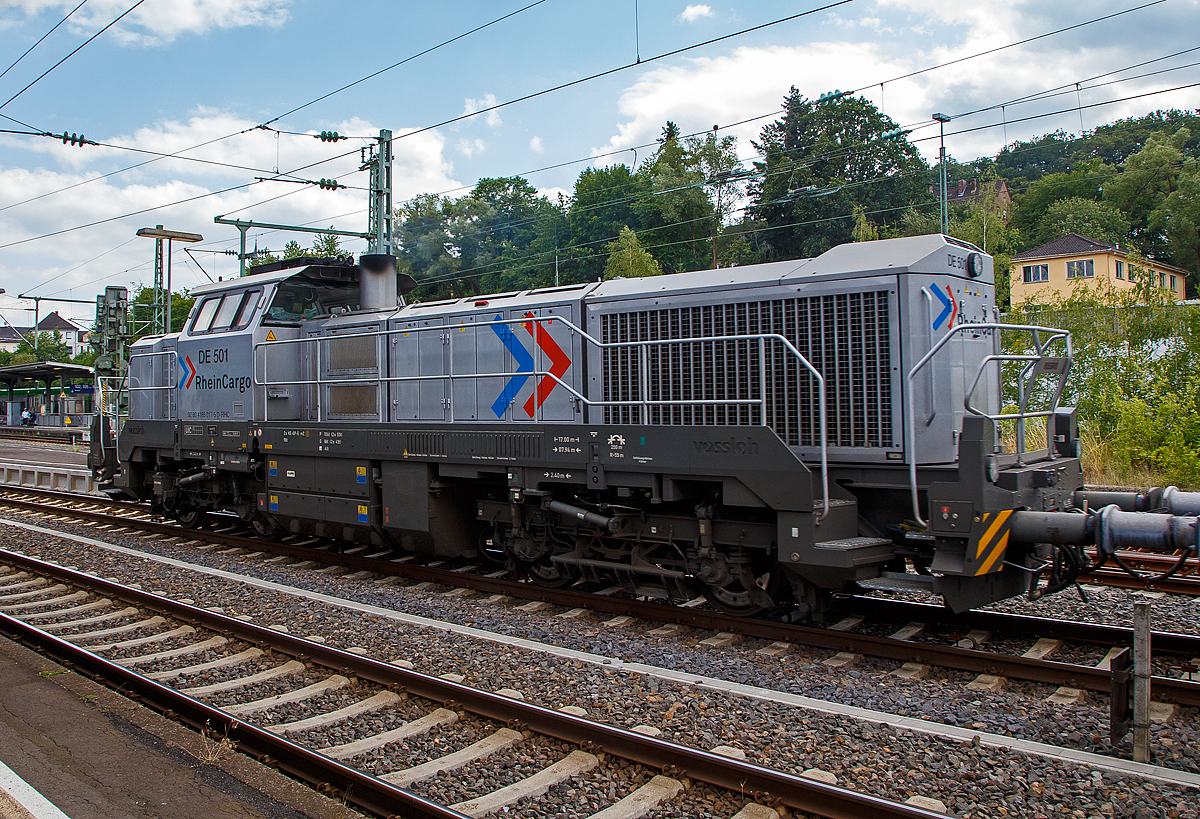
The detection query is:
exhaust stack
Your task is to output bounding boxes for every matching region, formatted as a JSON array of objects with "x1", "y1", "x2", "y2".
[{"x1": 359, "y1": 253, "x2": 398, "y2": 310}]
